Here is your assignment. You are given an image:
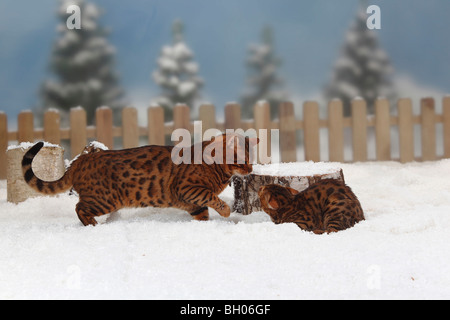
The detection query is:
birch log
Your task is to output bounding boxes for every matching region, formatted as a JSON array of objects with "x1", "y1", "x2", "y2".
[
  {"x1": 7, "y1": 143, "x2": 65, "y2": 203},
  {"x1": 232, "y1": 162, "x2": 345, "y2": 215}
]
